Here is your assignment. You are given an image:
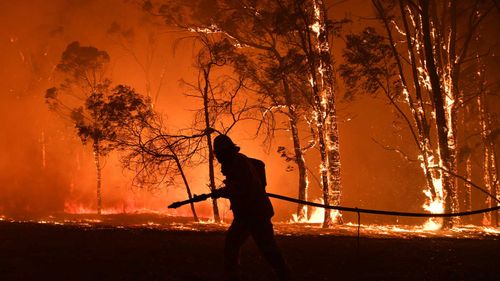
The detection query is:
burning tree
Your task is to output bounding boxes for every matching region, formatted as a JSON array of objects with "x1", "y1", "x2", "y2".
[
  {"x1": 475, "y1": 66, "x2": 499, "y2": 226},
  {"x1": 290, "y1": 0, "x2": 346, "y2": 226},
  {"x1": 340, "y1": 0, "x2": 498, "y2": 228},
  {"x1": 146, "y1": 0, "x2": 313, "y2": 222},
  {"x1": 233, "y1": 45, "x2": 314, "y2": 222},
  {"x1": 150, "y1": 0, "x2": 345, "y2": 227},
  {"x1": 461, "y1": 19, "x2": 499, "y2": 226}
]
